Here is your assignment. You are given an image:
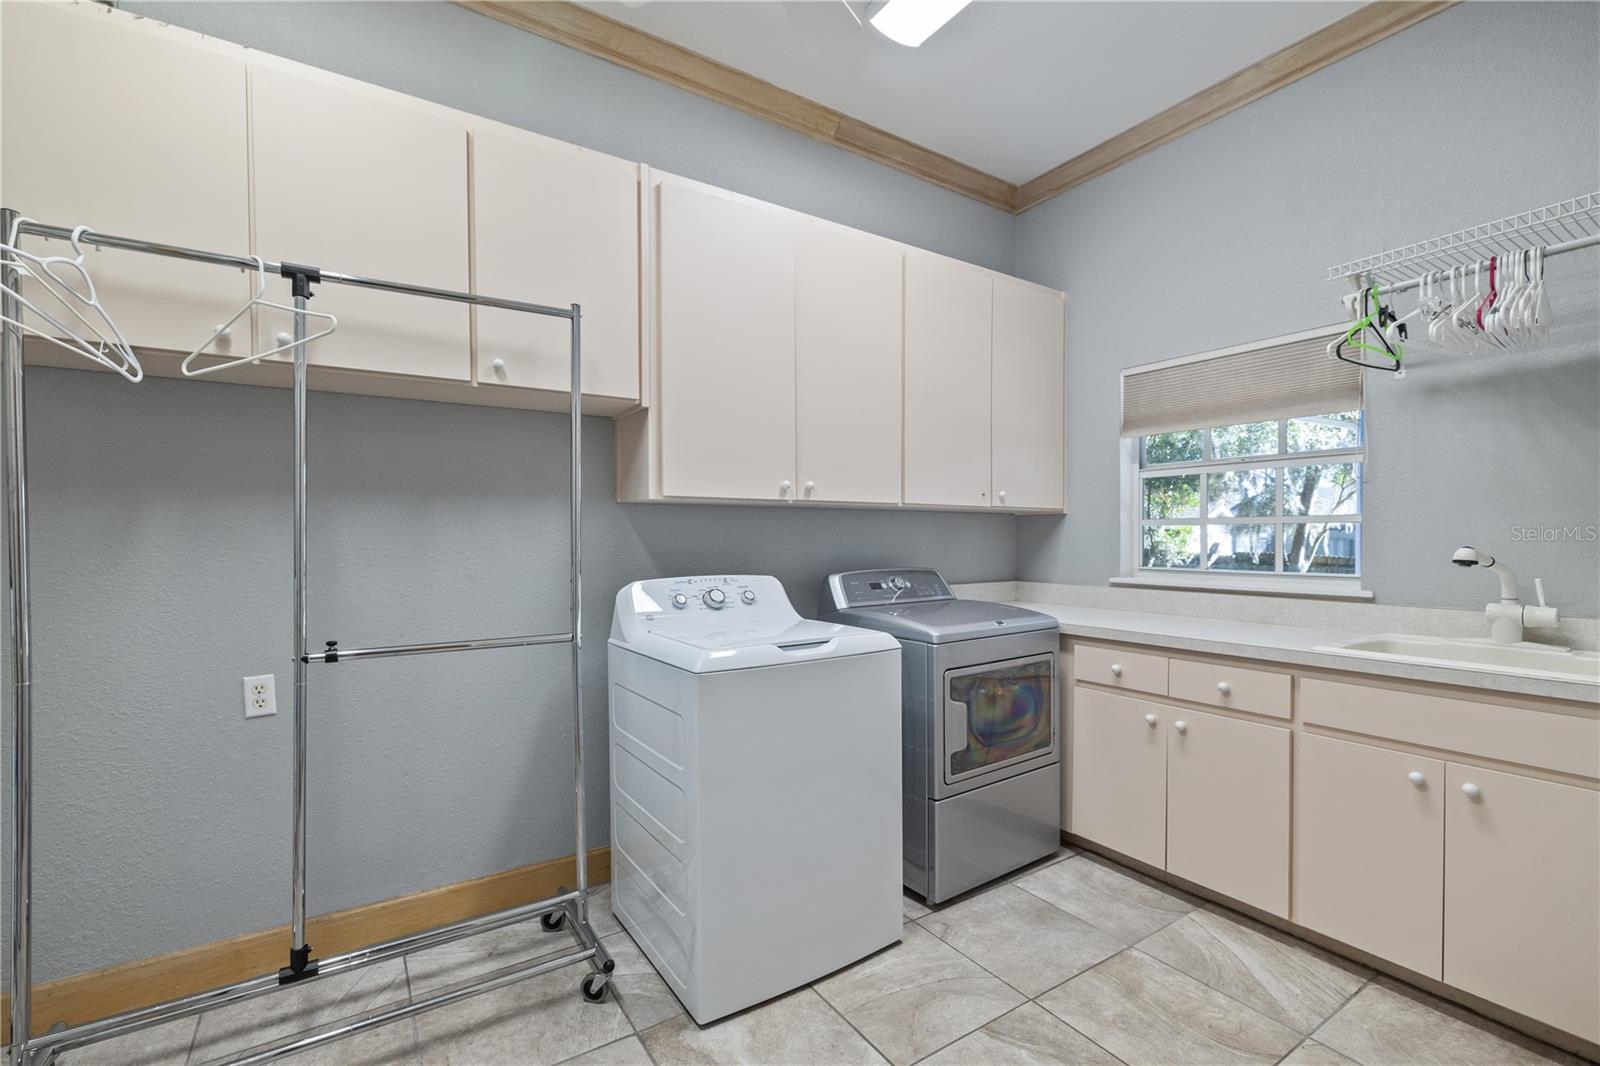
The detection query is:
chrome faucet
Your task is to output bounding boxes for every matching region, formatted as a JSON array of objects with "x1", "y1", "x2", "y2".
[{"x1": 1451, "y1": 546, "x2": 1558, "y2": 644}]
